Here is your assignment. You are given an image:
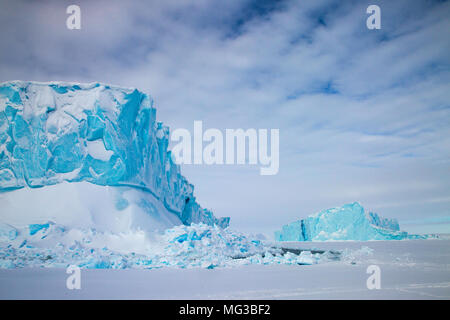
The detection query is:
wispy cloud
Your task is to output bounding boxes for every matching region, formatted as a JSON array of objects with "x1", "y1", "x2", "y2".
[{"x1": 0, "y1": 0, "x2": 449, "y2": 235}]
